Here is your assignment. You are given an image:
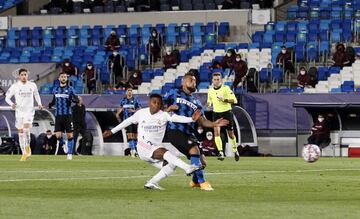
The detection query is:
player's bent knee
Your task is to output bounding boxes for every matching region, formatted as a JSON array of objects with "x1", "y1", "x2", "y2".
[
  {"x1": 189, "y1": 146, "x2": 200, "y2": 155},
  {"x1": 152, "y1": 148, "x2": 168, "y2": 160}
]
